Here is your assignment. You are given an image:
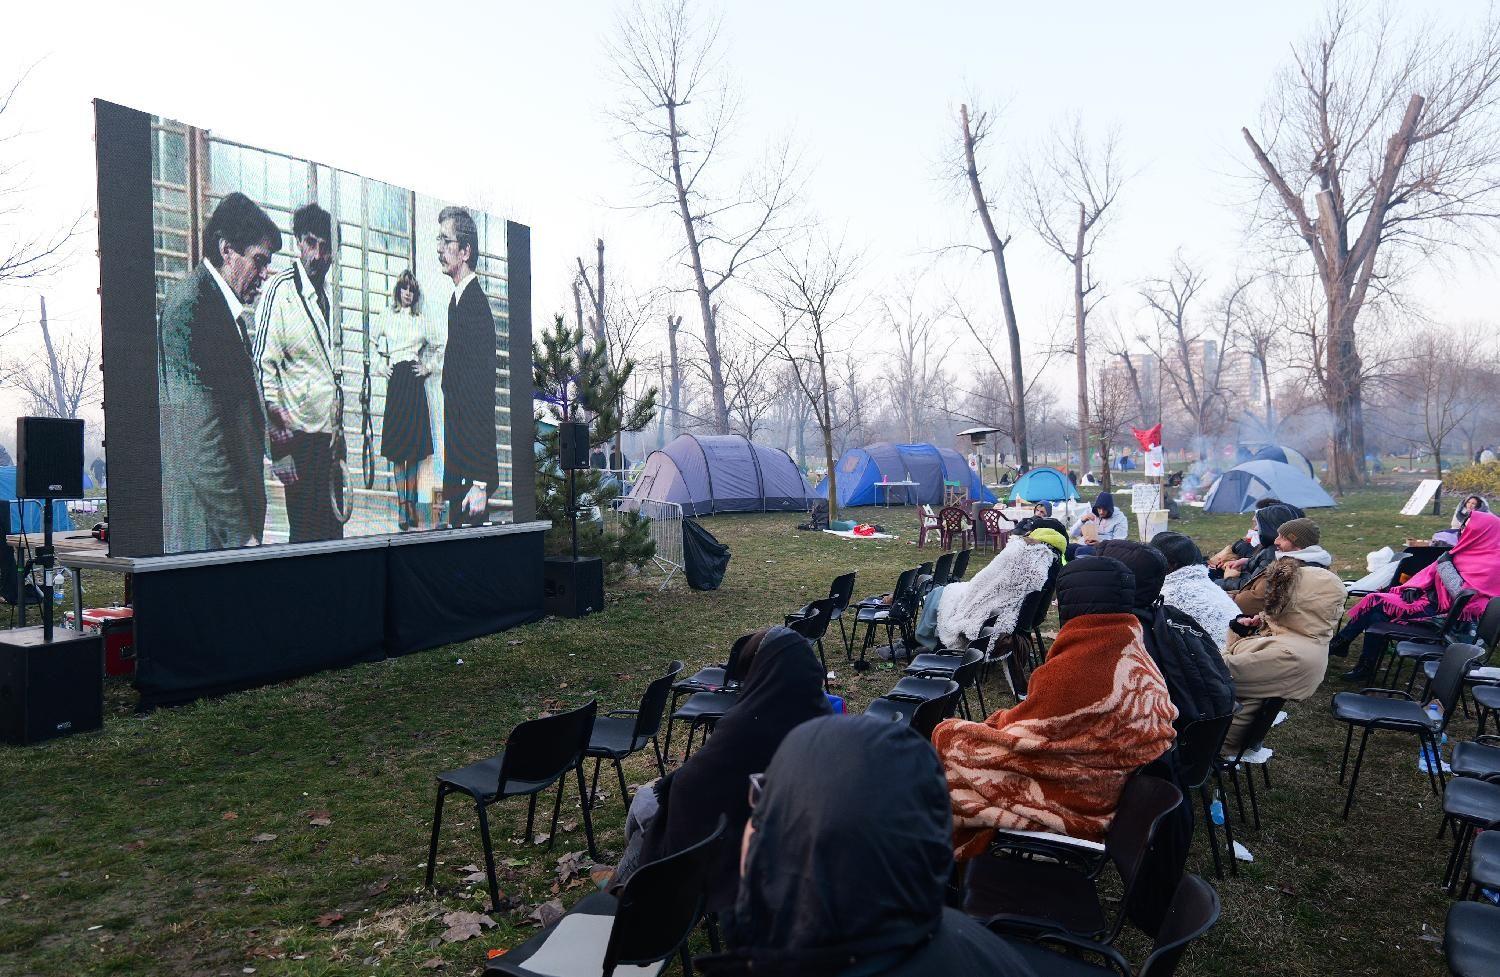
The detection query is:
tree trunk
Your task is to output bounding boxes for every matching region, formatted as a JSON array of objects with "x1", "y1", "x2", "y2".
[
  {"x1": 1431, "y1": 441, "x2": 1444, "y2": 515},
  {"x1": 1073, "y1": 205, "x2": 1090, "y2": 479},
  {"x1": 960, "y1": 105, "x2": 1029, "y2": 468},
  {"x1": 666, "y1": 101, "x2": 730, "y2": 433},
  {"x1": 39, "y1": 296, "x2": 69, "y2": 417},
  {"x1": 1259, "y1": 353, "x2": 1275, "y2": 434},
  {"x1": 1119, "y1": 352, "x2": 1148, "y2": 425},
  {"x1": 818, "y1": 357, "x2": 838, "y2": 522},
  {"x1": 668, "y1": 314, "x2": 682, "y2": 438}
]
